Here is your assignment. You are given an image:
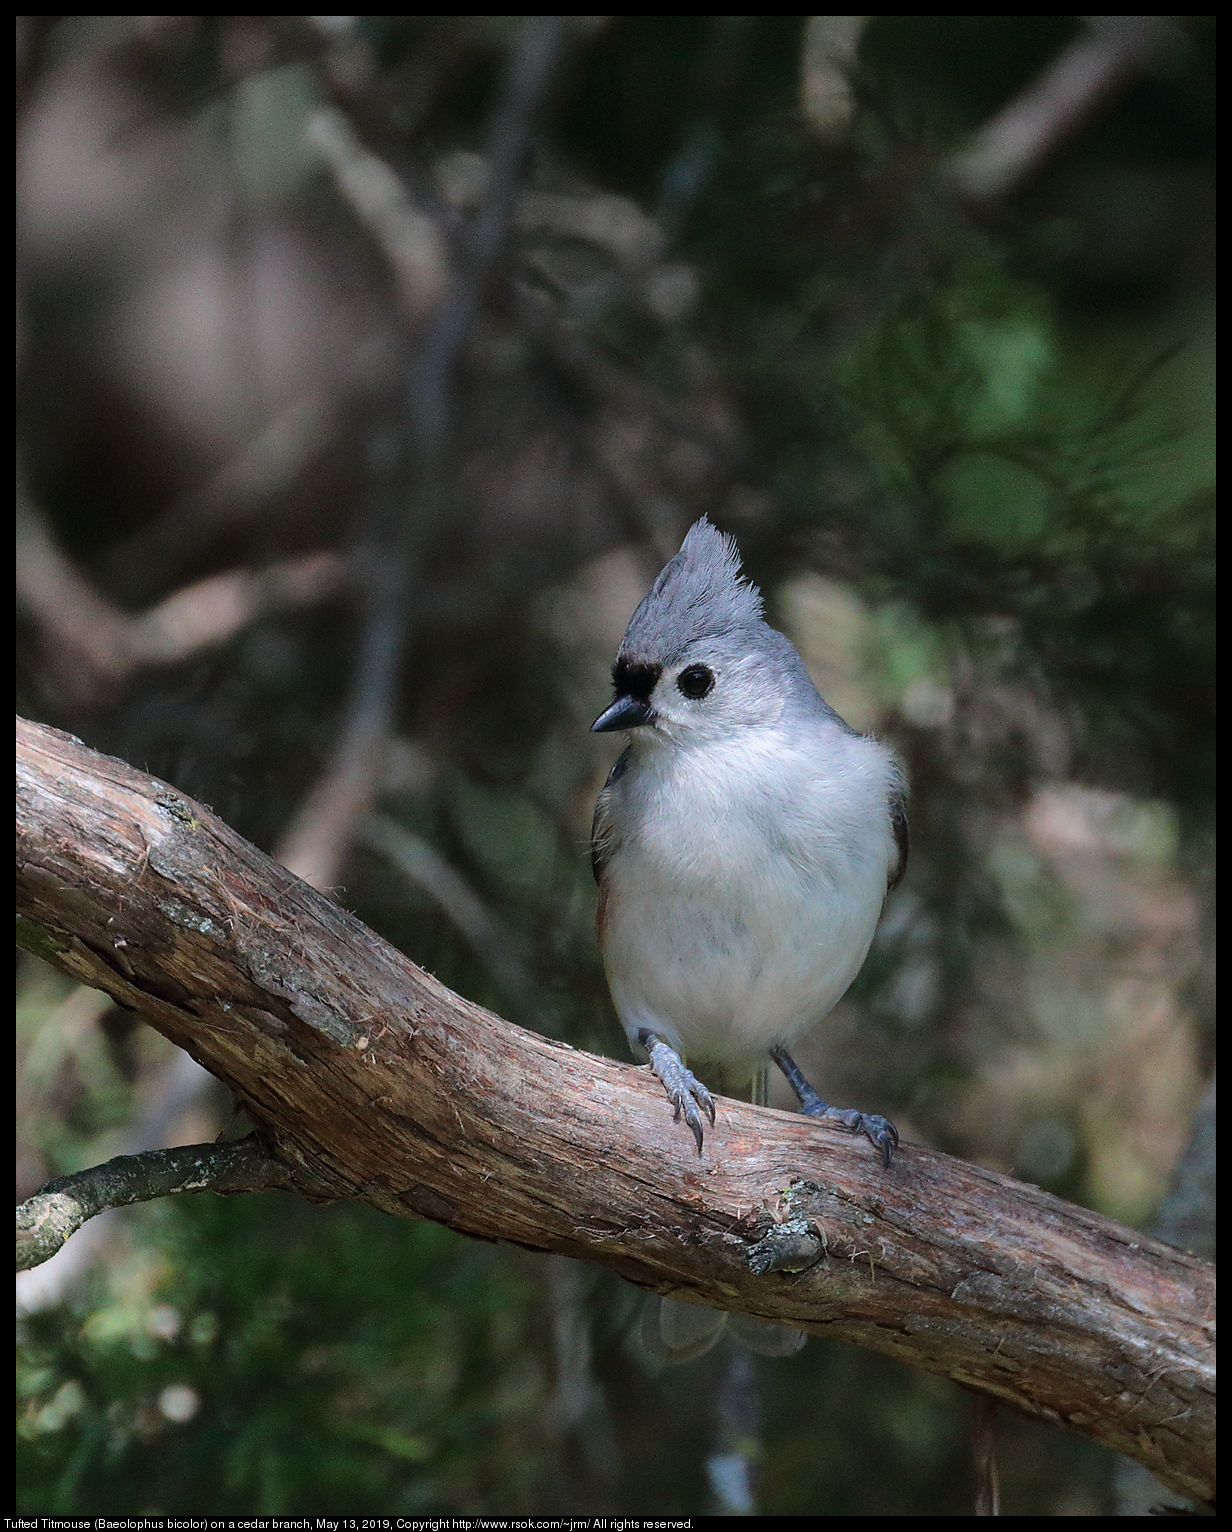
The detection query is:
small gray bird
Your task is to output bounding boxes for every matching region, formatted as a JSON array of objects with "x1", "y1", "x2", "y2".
[{"x1": 591, "y1": 517, "x2": 907, "y2": 1168}]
